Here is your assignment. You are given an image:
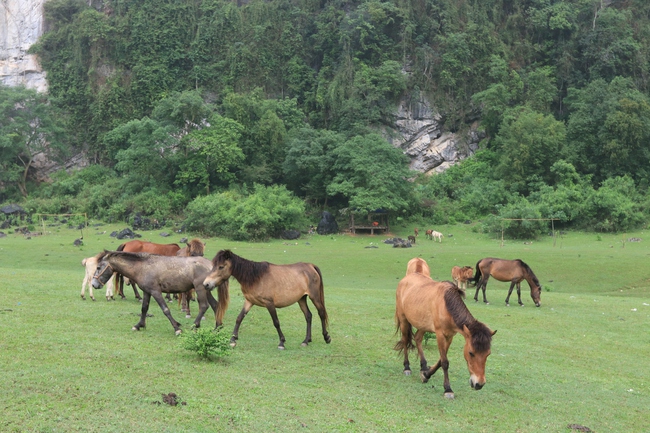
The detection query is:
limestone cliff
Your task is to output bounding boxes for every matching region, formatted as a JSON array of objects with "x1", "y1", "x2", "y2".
[{"x1": 0, "y1": 0, "x2": 48, "y2": 92}]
